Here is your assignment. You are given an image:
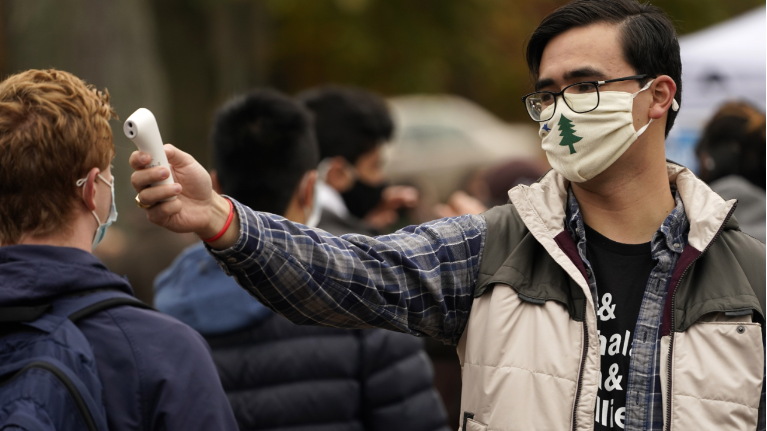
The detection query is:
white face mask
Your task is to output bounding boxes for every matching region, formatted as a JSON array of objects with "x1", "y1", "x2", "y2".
[
  {"x1": 76, "y1": 173, "x2": 118, "y2": 249},
  {"x1": 539, "y1": 80, "x2": 679, "y2": 183},
  {"x1": 299, "y1": 171, "x2": 322, "y2": 228}
]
